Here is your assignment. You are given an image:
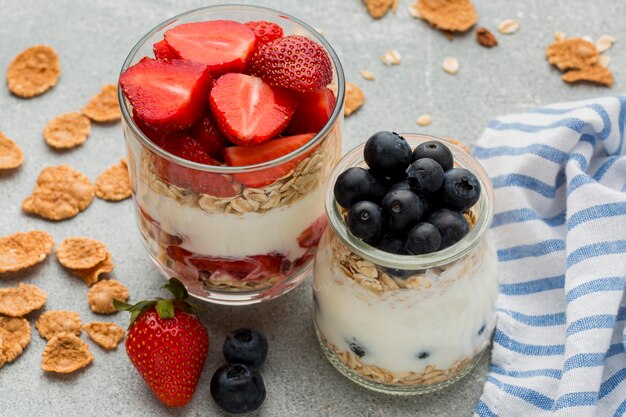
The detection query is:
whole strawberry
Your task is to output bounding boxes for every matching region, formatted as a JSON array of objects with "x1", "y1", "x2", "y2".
[
  {"x1": 249, "y1": 35, "x2": 333, "y2": 93},
  {"x1": 115, "y1": 279, "x2": 209, "y2": 407}
]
